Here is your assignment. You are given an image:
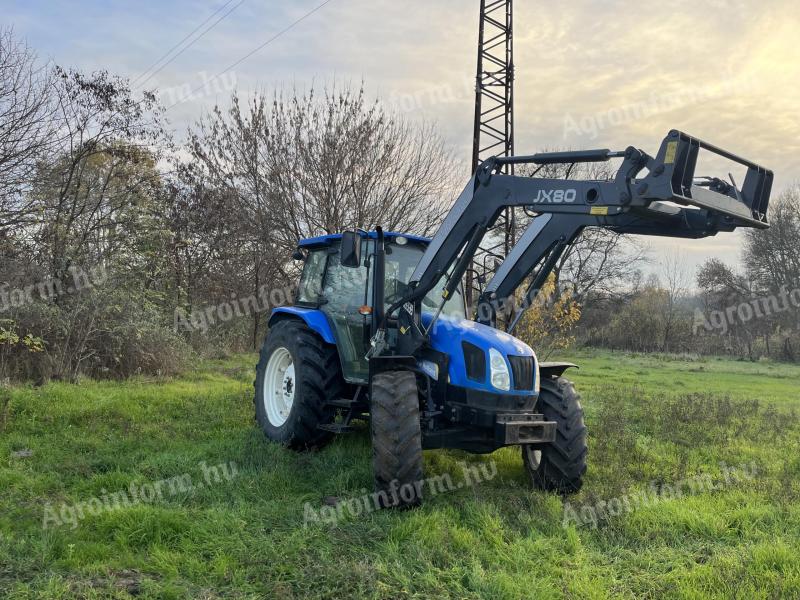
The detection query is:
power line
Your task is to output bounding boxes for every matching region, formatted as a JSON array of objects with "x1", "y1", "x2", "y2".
[
  {"x1": 132, "y1": 0, "x2": 235, "y2": 87},
  {"x1": 164, "y1": 0, "x2": 337, "y2": 112},
  {"x1": 132, "y1": 0, "x2": 244, "y2": 89}
]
